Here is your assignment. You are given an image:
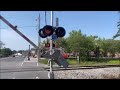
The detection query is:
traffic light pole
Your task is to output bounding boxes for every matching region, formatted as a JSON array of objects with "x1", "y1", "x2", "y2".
[{"x1": 48, "y1": 11, "x2": 54, "y2": 79}]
